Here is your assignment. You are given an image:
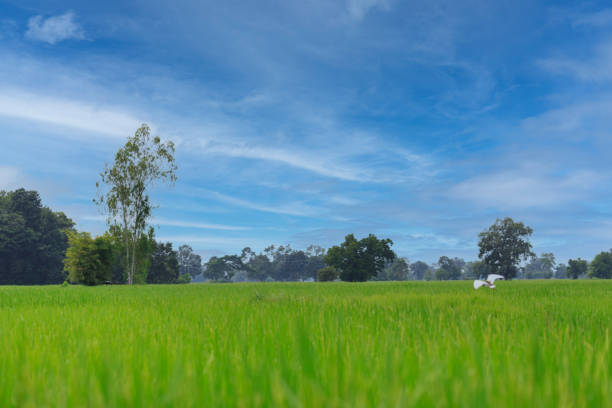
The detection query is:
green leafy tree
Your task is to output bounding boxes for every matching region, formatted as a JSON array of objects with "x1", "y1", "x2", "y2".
[
  {"x1": 64, "y1": 232, "x2": 113, "y2": 285},
  {"x1": 567, "y1": 258, "x2": 588, "y2": 279},
  {"x1": 95, "y1": 124, "x2": 177, "y2": 284},
  {"x1": 204, "y1": 255, "x2": 246, "y2": 281},
  {"x1": 324, "y1": 234, "x2": 395, "y2": 282},
  {"x1": 478, "y1": 218, "x2": 535, "y2": 279},
  {"x1": 437, "y1": 256, "x2": 462, "y2": 280},
  {"x1": 147, "y1": 241, "x2": 179, "y2": 283},
  {"x1": 0, "y1": 189, "x2": 74, "y2": 284},
  {"x1": 317, "y1": 266, "x2": 338, "y2": 281},
  {"x1": 588, "y1": 251, "x2": 612, "y2": 279}
]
